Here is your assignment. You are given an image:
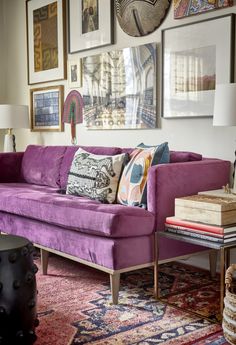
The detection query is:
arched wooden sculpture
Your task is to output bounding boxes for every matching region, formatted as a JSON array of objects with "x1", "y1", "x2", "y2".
[{"x1": 63, "y1": 90, "x2": 83, "y2": 145}]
